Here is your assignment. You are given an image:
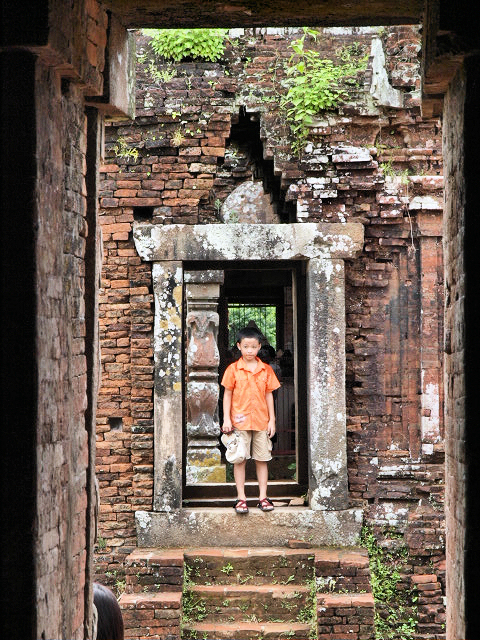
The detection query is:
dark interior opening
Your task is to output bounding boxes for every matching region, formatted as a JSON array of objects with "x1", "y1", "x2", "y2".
[
  {"x1": 224, "y1": 107, "x2": 294, "y2": 223},
  {"x1": 108, "y1": 417, "x2": 123, "y2": 431},
  {"x1": 133, "y1": 205, "x2": 154, "y2": 221},
  {"x1": 183, "y1": 260, "x2": 307, "y2": 506}
]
